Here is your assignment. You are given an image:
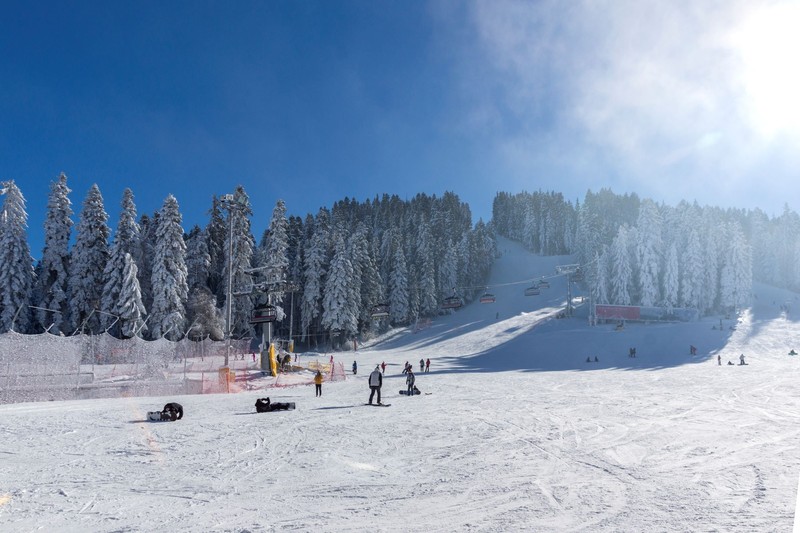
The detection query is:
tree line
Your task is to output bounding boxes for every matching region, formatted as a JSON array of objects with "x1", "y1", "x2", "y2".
[
  {"x1": 0, "y1": 176, "x2": 496, "y2": 350},
  {"x1": 493, "y1": 188, "x2": 800, "y2": 315}
]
